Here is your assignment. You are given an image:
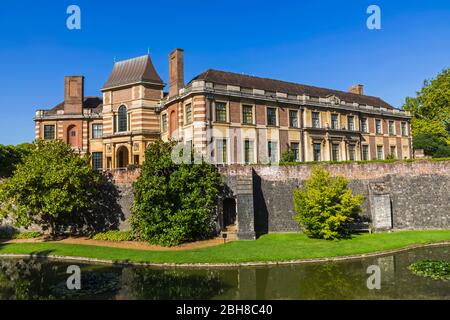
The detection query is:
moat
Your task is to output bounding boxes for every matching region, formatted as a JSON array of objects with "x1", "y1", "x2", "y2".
[{"x1": 0, "y1": 245, "x2": 449, "y2": 300}]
